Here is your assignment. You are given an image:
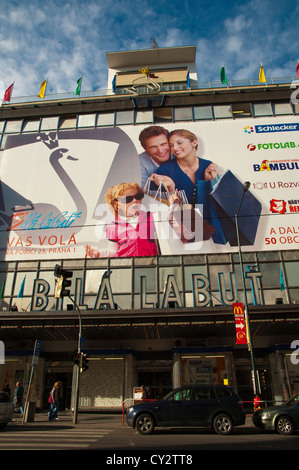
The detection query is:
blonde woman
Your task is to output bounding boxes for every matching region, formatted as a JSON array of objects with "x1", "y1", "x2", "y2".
[
  {"x1": 48, "y1": 381, "x2": 61, "y2": 422},
  {"x1": 151, "y1": 129, "x2": 218, "y2": 205}
]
